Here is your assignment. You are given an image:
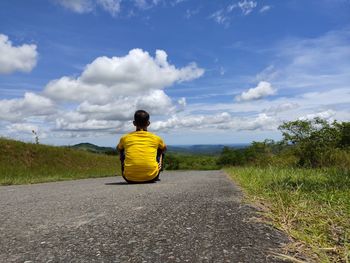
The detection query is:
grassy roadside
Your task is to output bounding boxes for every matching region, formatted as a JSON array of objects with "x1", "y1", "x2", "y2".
[
  {"x1": 0, "y1": 138, "x2": 120, "y2": 185},
  {"x1": 226, "y1": 166, "x2": 350, "y2": 263}
]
